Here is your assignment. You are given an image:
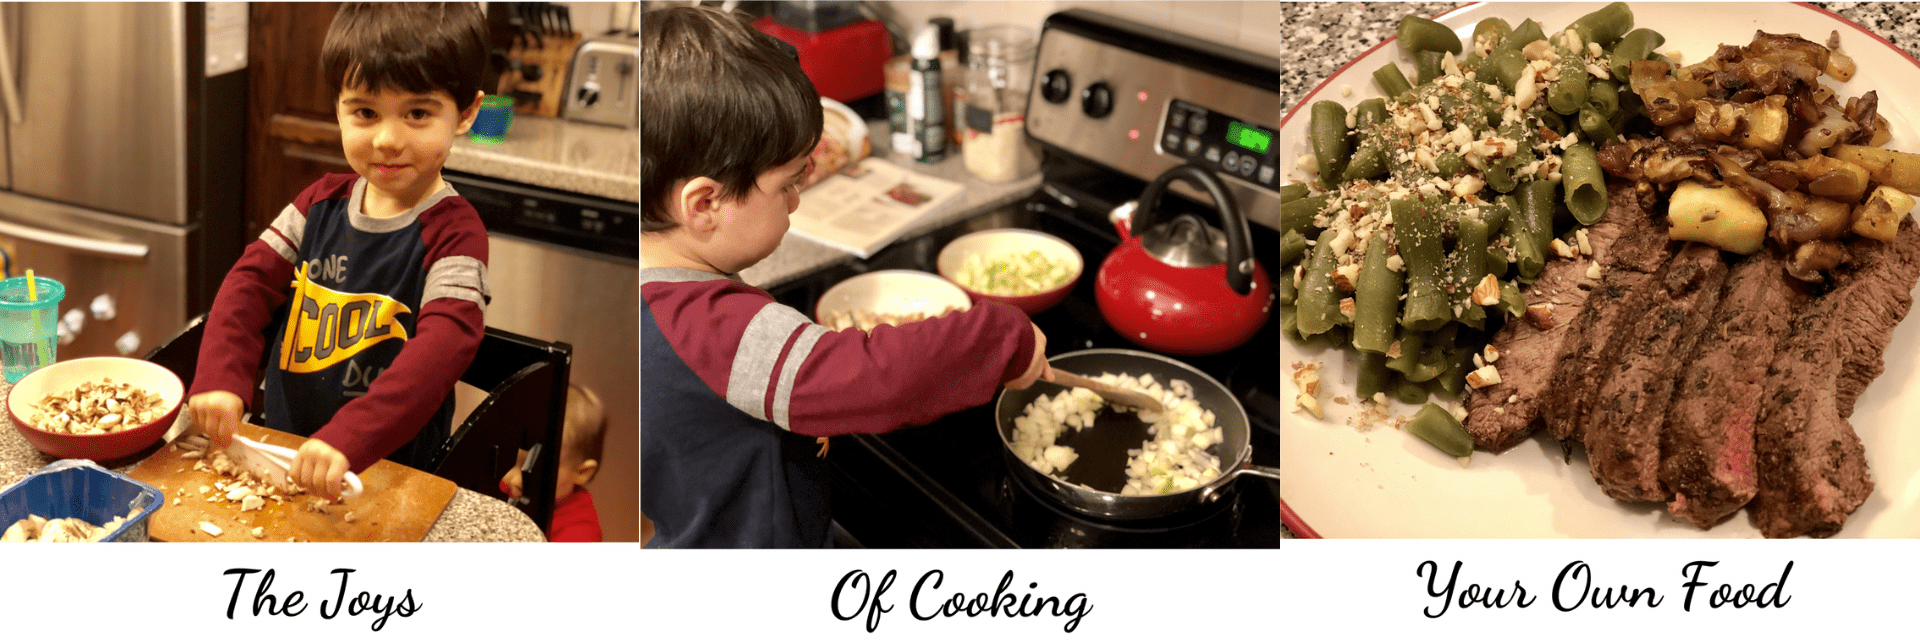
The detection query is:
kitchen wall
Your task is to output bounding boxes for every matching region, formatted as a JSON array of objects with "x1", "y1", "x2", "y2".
[{"x1": 876, "y1": 1, "x2": 1280, "y2": 56}]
